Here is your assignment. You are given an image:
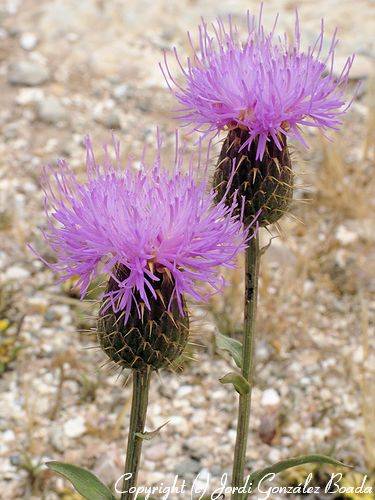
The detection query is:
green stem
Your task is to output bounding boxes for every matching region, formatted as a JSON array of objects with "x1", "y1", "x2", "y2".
[
  {"x1": 231, "y1": 235, "x2": 260, "y2": 499},
  {"x1": 121, "y1": 367, "x2": 151, "y2": 500}
]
